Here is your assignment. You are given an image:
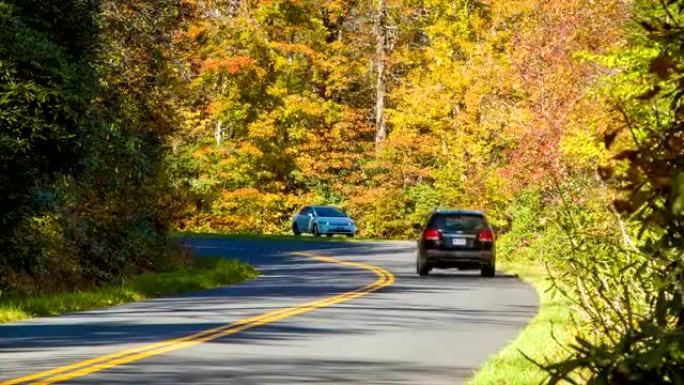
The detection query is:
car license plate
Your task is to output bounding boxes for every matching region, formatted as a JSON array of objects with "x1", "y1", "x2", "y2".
[{"x1": 452, "y1": 238, "x2": 467, "y2": 246}]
